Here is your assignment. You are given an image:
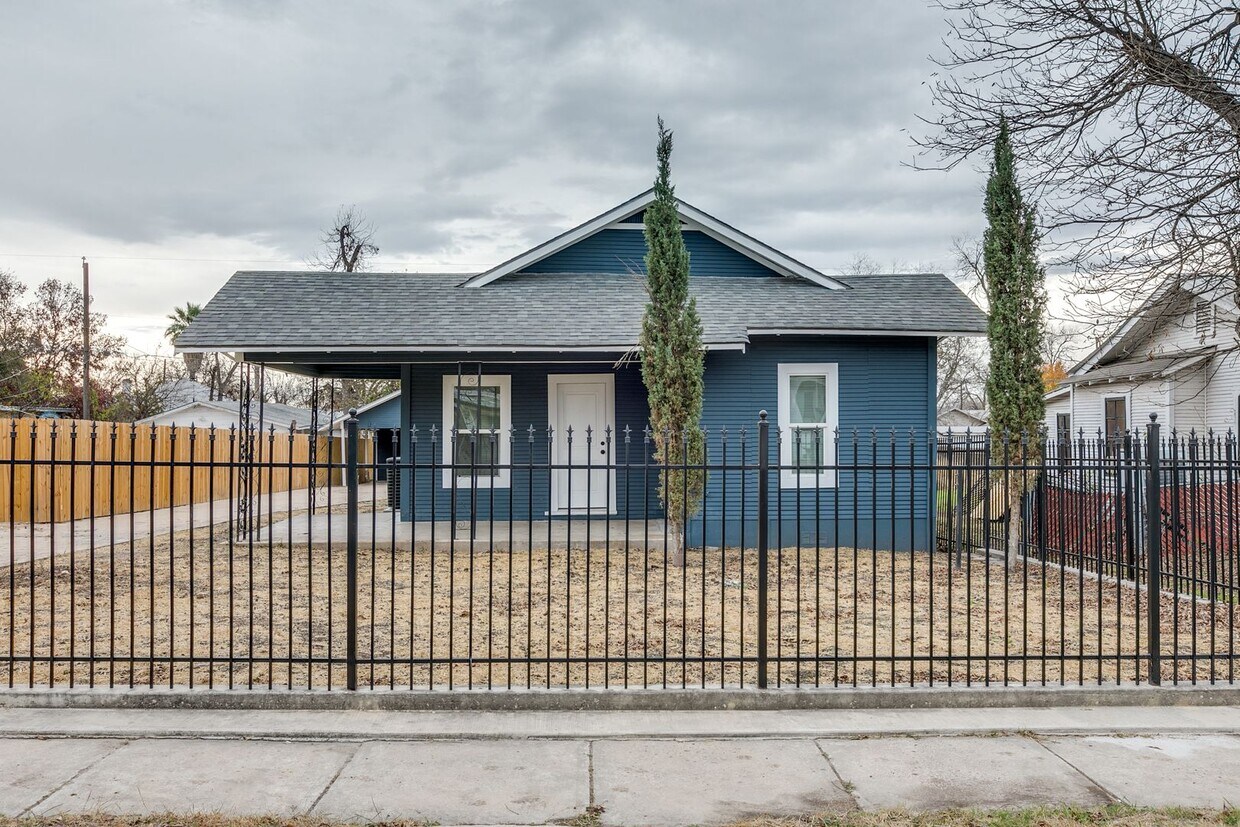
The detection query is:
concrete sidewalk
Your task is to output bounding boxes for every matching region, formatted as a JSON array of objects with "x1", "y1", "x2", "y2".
[{"x1": 2, "y1": 706, "x2": 1239, "y2": 824}]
